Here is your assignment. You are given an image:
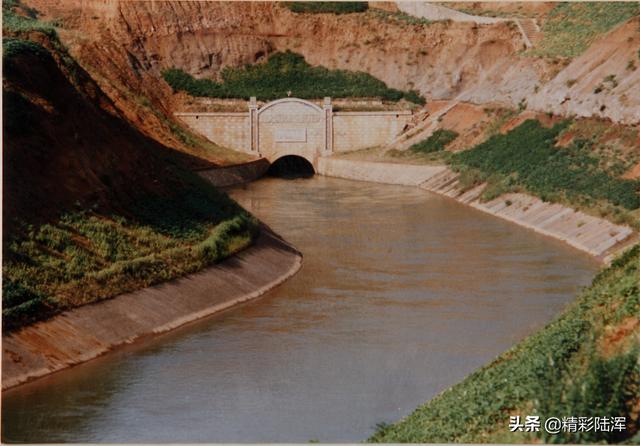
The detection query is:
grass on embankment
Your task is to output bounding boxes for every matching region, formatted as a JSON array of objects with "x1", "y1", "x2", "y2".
[
  {"x1": 370, "y1": 245, "x2": 640, "y2": 443},
  {"x1": 448, "y1": 119, "x2": 640, "y2": 225},
  {"x1": 3, "y1": 172, "x2": 259, "y2": 333},
  {"x1": 162, "y1": 51, "x2": 424, "y2": 105},
  {"x1": 528, "y1": 2, "x2": 640, "y2": 58},
  {"x1": 409, "y1": 129, "x2": 459, "y2": 154}
]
